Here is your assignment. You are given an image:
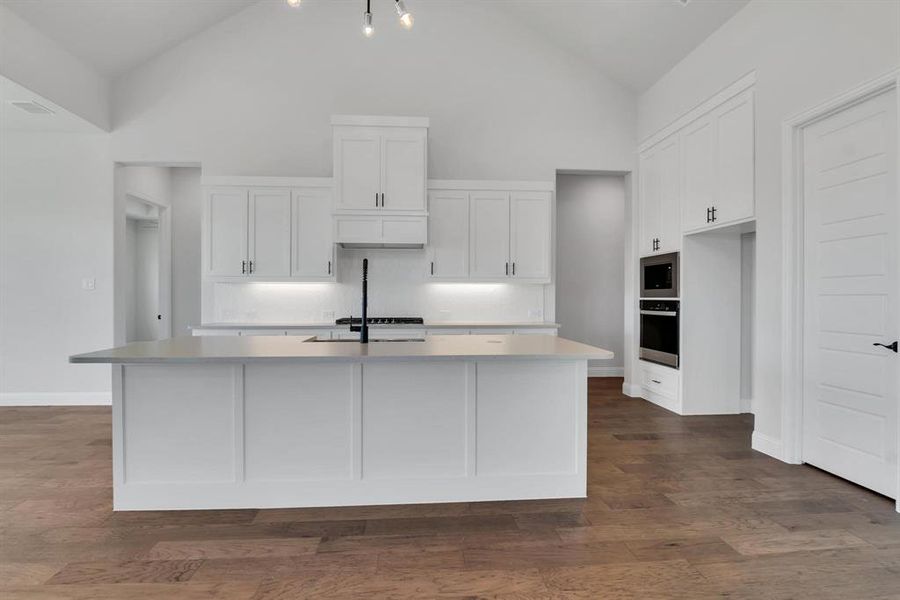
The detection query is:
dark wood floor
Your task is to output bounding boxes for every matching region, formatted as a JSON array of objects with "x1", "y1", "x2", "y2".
[{"x1": 1, "y1": 378, "x2": 899, "y2": 599}]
